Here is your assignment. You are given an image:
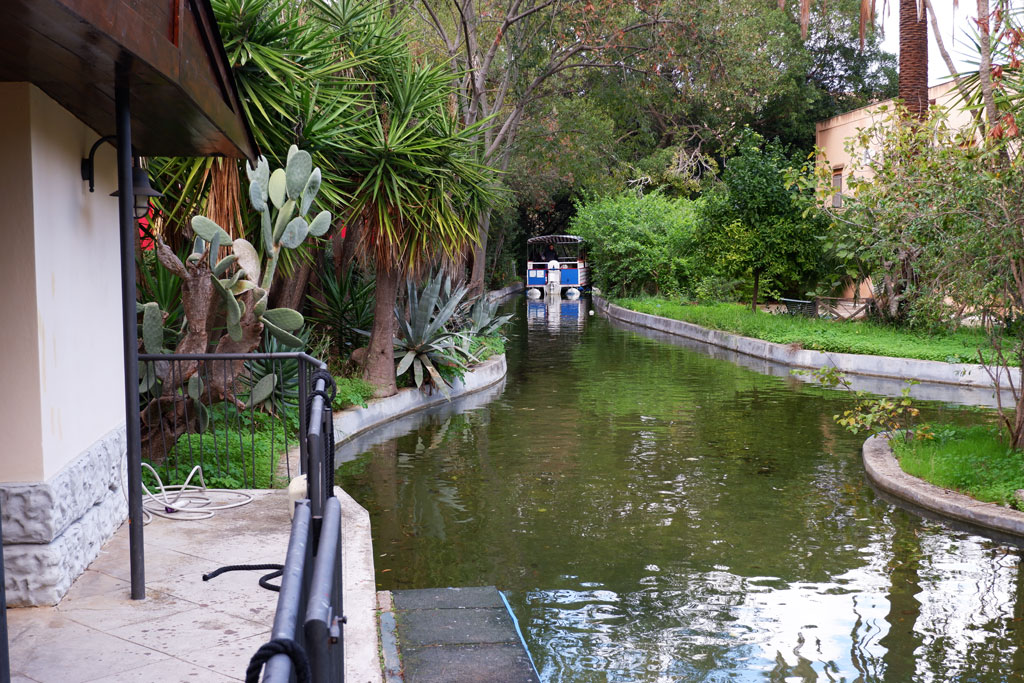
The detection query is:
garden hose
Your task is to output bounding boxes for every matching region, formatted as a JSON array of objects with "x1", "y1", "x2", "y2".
[{"x1": 134, "y1": 462, "x2": 254, "y2": 524}]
